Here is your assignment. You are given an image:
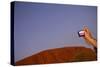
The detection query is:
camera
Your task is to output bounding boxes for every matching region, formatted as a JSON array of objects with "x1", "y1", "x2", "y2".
[{"x1": 78, "y1": 30, "x2": 85, "y2": 37}]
